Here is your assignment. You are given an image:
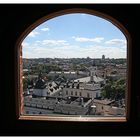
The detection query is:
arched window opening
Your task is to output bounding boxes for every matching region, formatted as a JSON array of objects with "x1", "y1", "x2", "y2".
[{"x1": 17, "y1": 8, "x2": 131, "y2": 122}]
